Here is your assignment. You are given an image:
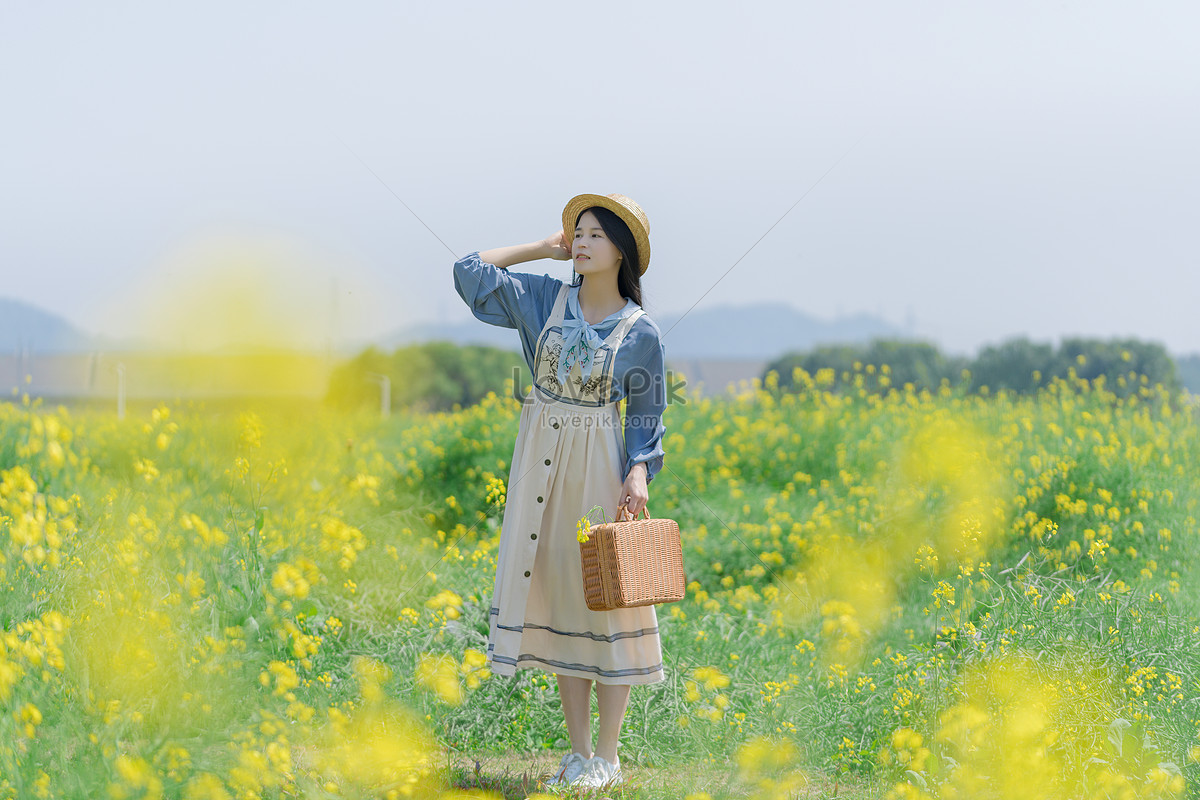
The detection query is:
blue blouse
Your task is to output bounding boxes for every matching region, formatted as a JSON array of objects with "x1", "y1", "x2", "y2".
[{"x1": 453, "y1": 251, "x2": 666, "y2": 483}]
